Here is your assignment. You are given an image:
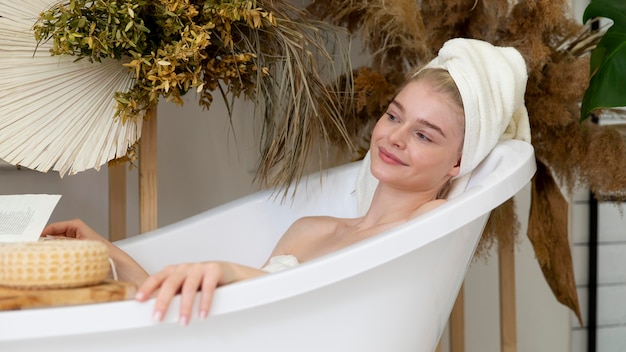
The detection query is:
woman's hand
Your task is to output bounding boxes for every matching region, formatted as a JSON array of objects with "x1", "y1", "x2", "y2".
[
  {"x1": 41, "y1": 219, "x2": 149, "y2": 286},
  {"x1": 136, "y1": 261, "x2": 266, "y2": 326},
  {"x1": 41, "y1": 219, "x2": 107, "y2": 243},
  {"x1": 41, "y1": 219, "x2": 119, "y2": 263}
]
